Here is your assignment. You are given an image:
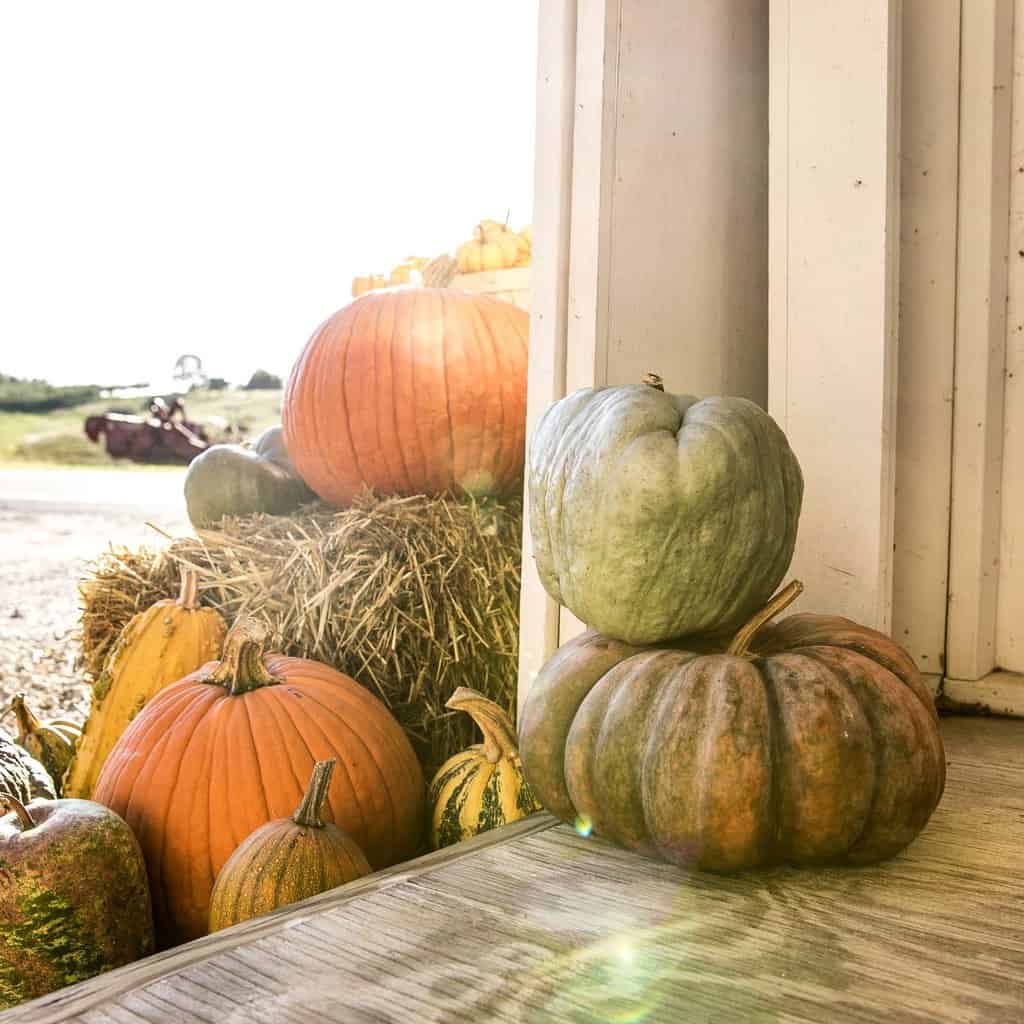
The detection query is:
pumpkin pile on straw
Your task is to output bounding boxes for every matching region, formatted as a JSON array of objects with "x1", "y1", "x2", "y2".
[{"x1": 78, "y1": 494, "x2": 522, "y2": 776}]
